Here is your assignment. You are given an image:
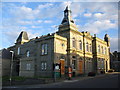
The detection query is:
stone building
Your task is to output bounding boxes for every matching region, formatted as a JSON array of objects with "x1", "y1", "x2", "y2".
[
  {"x1": 7, "y1": 6, "x2": 110, "y2": 77},
  {"x1": 0, "y1": 48, "x2": 20, "y2": 76},
  {"x1": 110, "y1": 51, "x2": 120, "y2": 72}
]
